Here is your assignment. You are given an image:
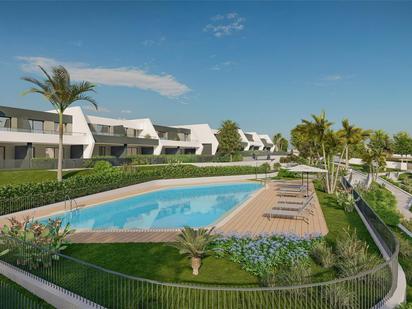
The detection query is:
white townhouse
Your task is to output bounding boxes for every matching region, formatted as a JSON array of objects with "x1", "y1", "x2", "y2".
[{"x1": 0, "y1": 105, "x2": 221, "y2": 164}]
